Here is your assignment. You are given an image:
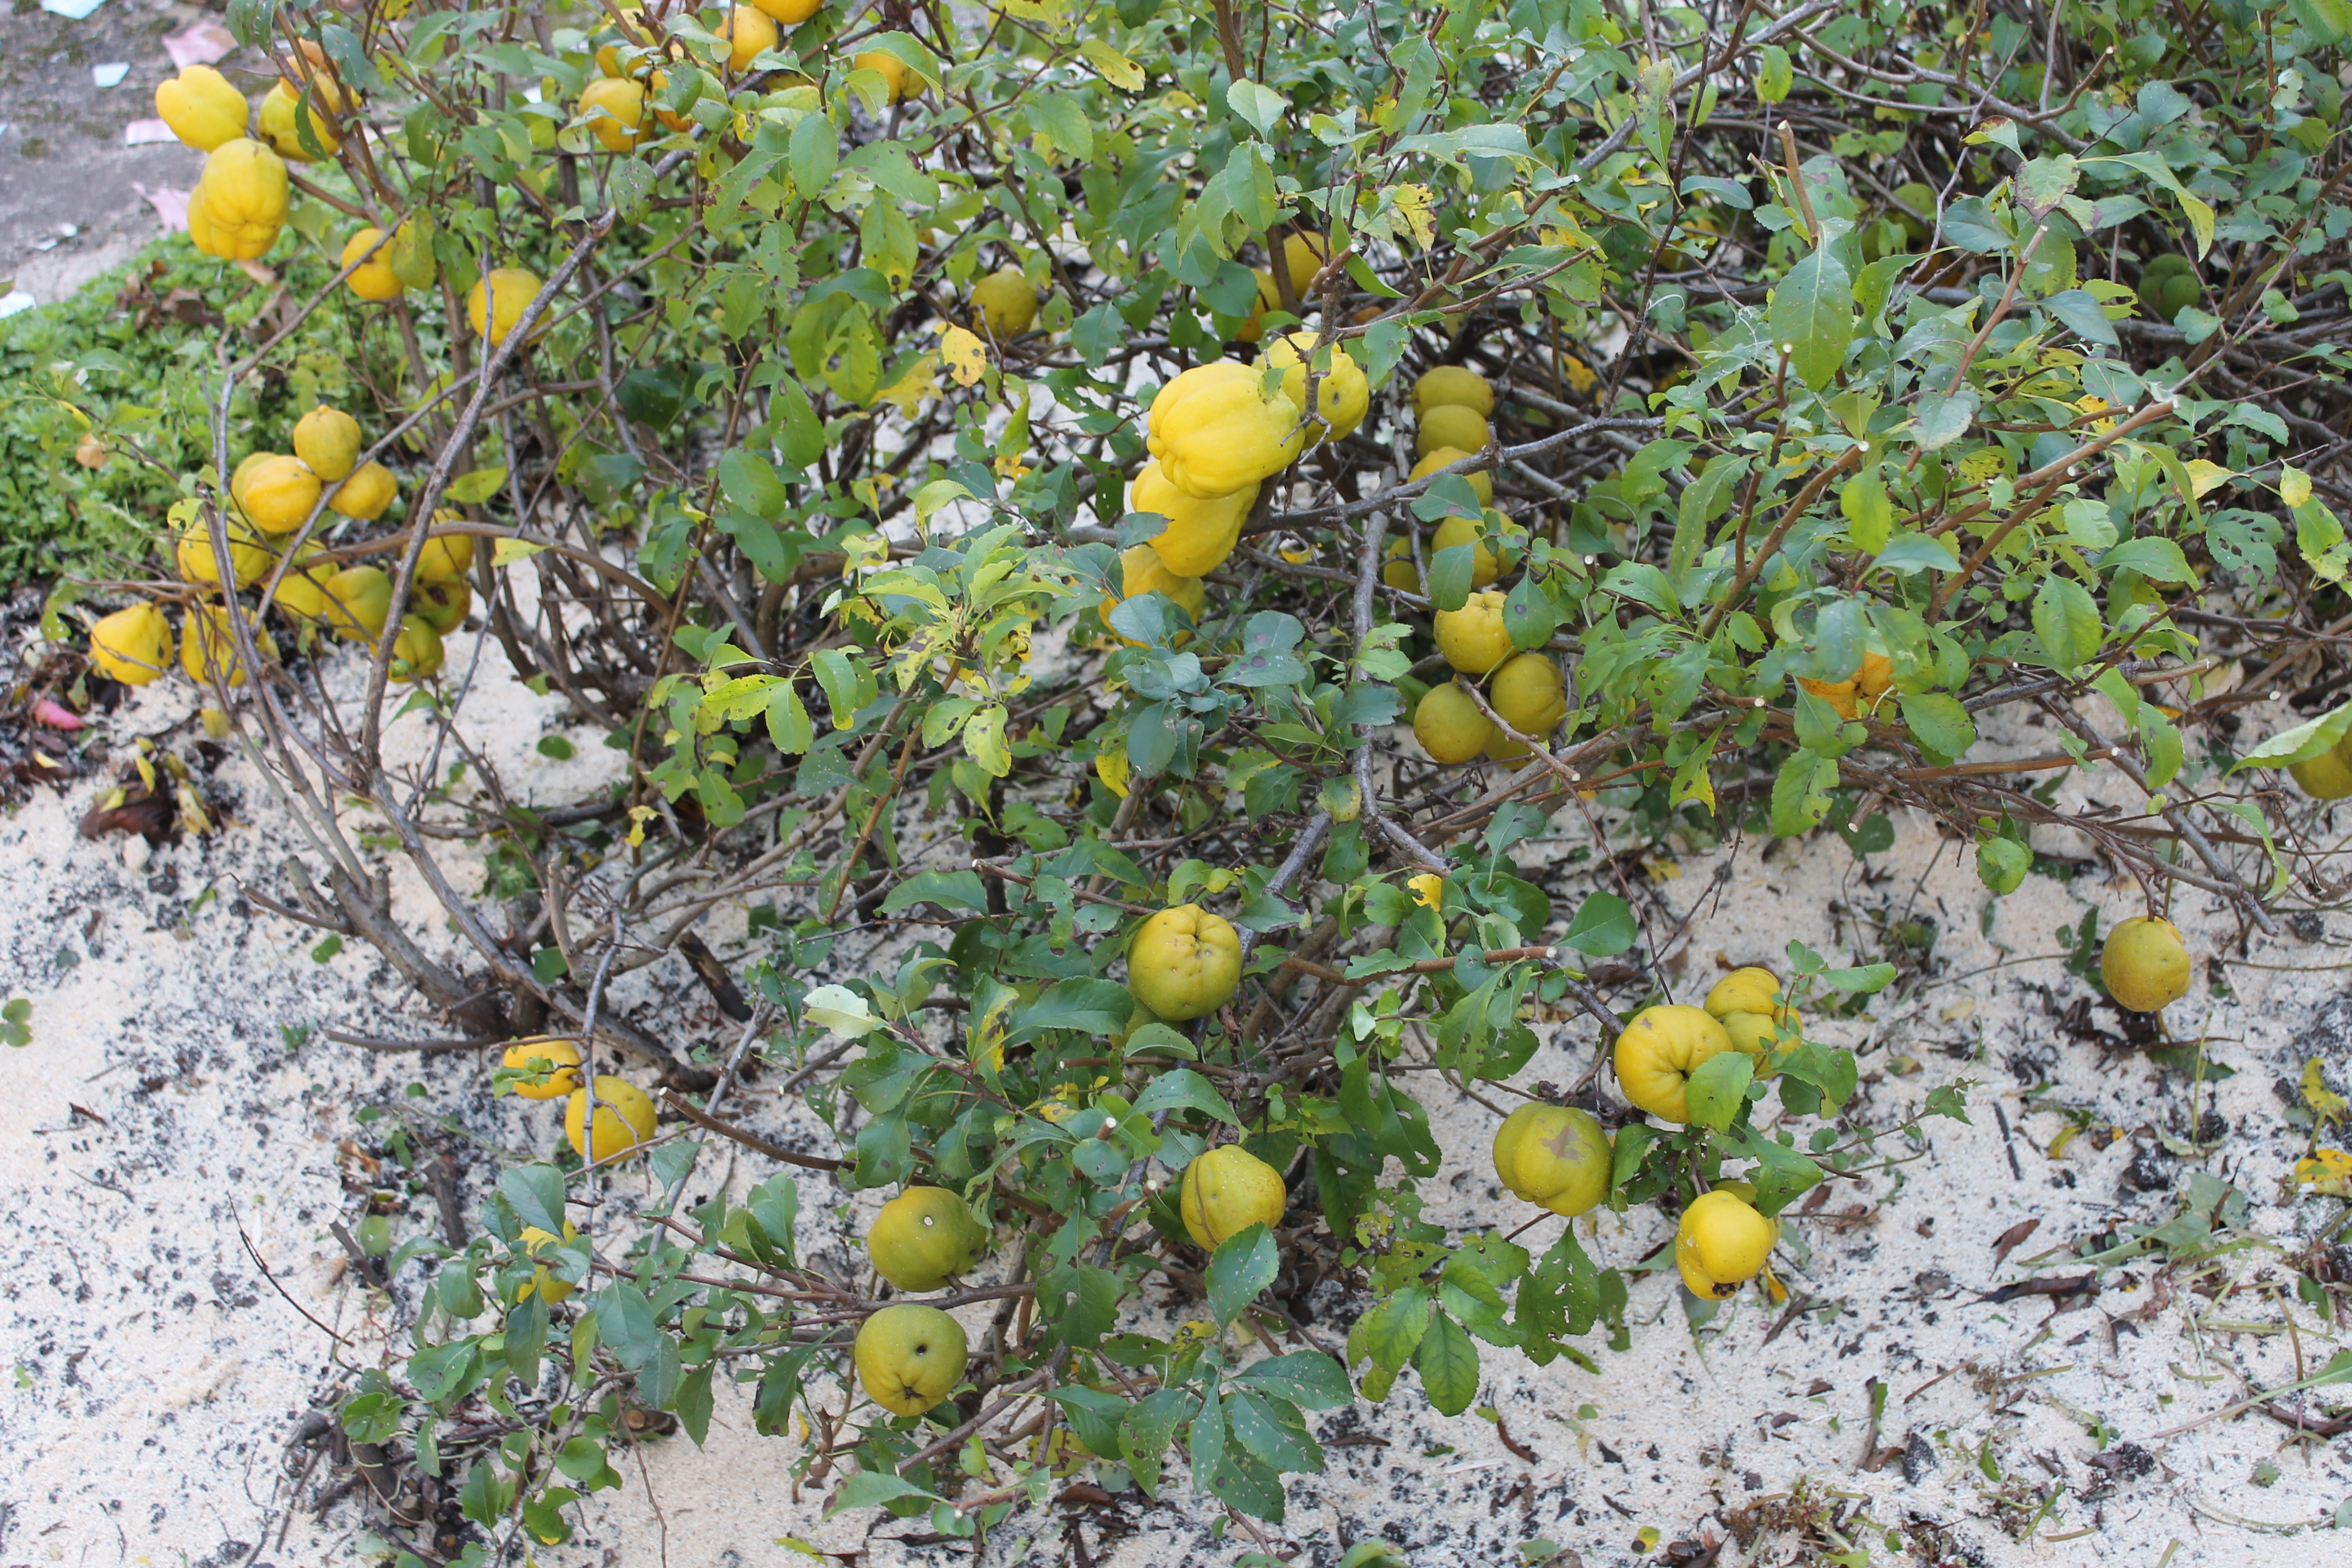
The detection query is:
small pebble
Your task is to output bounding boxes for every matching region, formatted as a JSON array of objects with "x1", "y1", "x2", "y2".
[{"x1": 122, "y1": 834, "x2": 151, "y2": 872}]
